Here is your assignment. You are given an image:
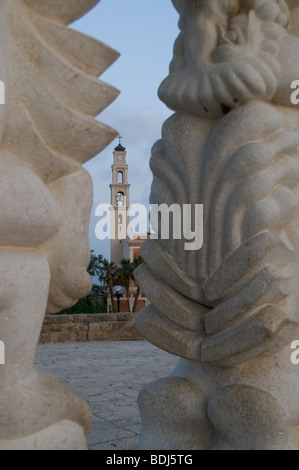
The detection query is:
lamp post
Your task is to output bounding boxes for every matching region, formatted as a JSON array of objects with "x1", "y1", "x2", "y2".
[{"x1": 113, "y1": 285, "x2": 123, "y2": 313}]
